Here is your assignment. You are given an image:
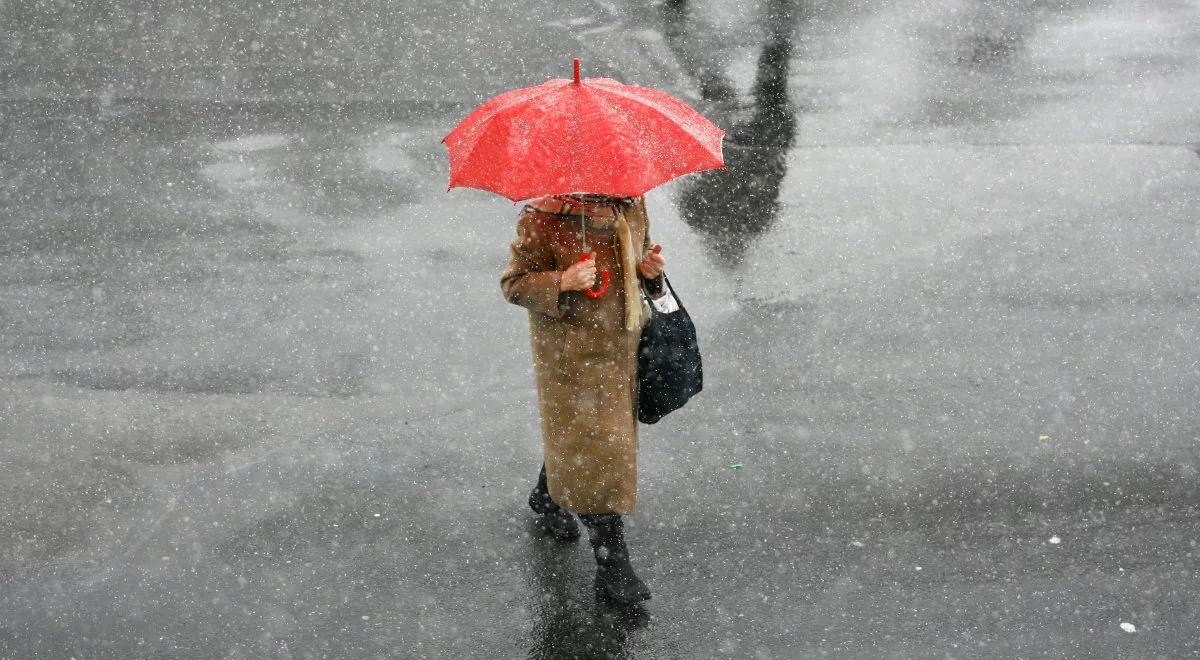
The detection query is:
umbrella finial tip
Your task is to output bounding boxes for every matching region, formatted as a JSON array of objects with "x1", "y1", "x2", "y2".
[{"x1": 573, "y1": 58, "x2": 580, "y2": 84}]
